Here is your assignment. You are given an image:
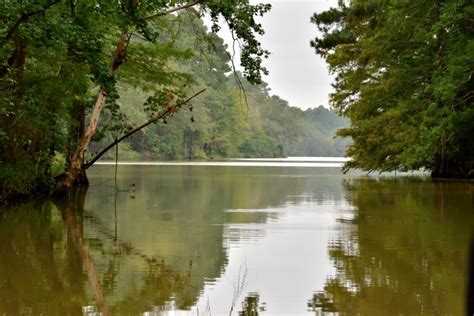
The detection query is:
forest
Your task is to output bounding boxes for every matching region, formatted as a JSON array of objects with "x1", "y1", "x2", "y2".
[
  {"x1": 0, "y1": 1, "x2": 347, "y2": 201},
  {"x1": 92, "y1": 78, "x2": 348, "y2": 161}
]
